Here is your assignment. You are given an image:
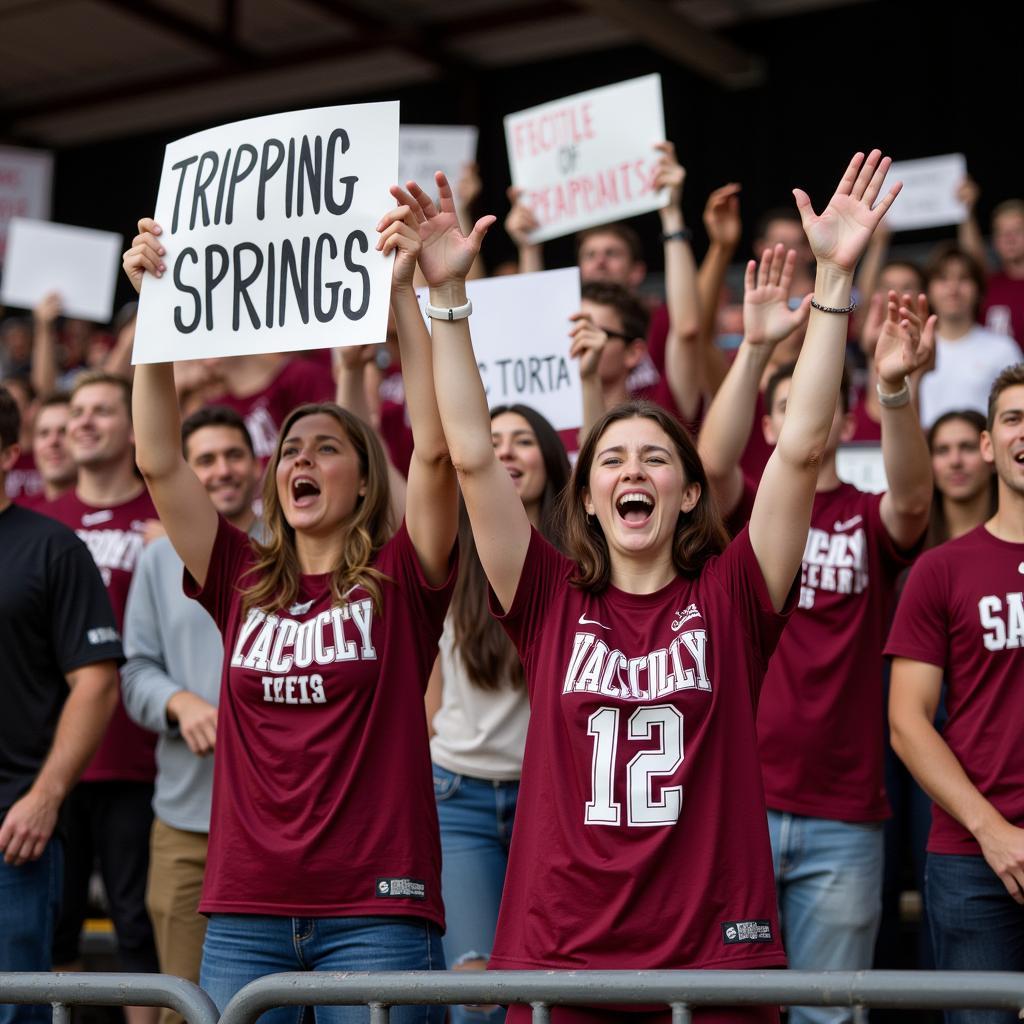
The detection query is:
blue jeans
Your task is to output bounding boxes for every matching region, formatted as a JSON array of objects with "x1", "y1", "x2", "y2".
[
  {"x1": 433, "y1": 764, "x2": 518, "y2": 1024},
  {"x1": 767, "y1": 811, "x2": 883, "y2": 1024},
  {"x1": 200, "y1": 914, "x2": 445, "y2": 1024},
  {"x1": 0, "y1": 834, "x2": 63, "y2": 1024},
  {"x1": 927, "y1": 852, "x2": 1024, "y2": 1024}
]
